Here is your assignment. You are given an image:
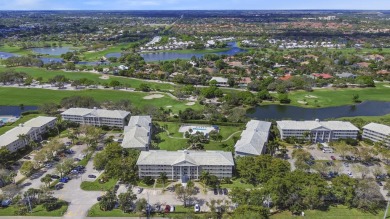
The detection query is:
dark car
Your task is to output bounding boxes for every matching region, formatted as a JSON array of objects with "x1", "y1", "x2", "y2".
[
  {"x1": 55, "y1": 183, "x2": 64, "y2": 190},
  {"x1": 377, "y1": 181, "x2": 383, "y2": 186},
  {"x1": 50, "y1": 174, "x2": 60, "y2": 179},
  {"x1": 218, "y1": 188, "x2": 223, "y2": 195},
  {"x1": 74, "y1": 158, "x2": 81, "y2": 162},
  {"x1": 97, "y1": 196, "x2": 102, "y2": 201},
  {"x1": 88, "y1": 175, "x2": 97, "y2": 178},
  {"x1": 213, "y1": 188, "x2": 218, "y2": 195},
  {"x1": 330, "y1": 156, "x2": 336, "y2": 161},
  {"x1": 223, "y1": 188, "x2": 228, "y2": 195},
  {"x1": 23, "y1": 156, "x2": 31, "y2": 160}
]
